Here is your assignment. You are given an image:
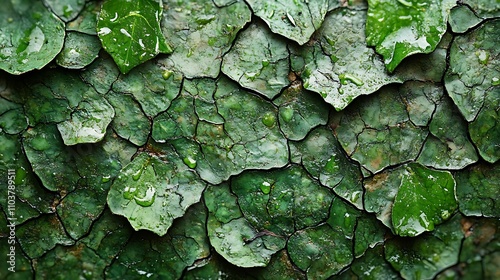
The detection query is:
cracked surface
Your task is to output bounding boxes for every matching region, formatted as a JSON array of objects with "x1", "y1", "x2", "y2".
[{"x1": 1, "y1": 0, "x2": 499, "y2": 279}]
